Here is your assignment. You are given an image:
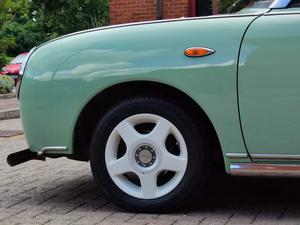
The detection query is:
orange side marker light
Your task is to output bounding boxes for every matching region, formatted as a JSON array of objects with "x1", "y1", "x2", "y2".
[{"x1": 184, "y1": 47, "x2": 215, "y2": 58}]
